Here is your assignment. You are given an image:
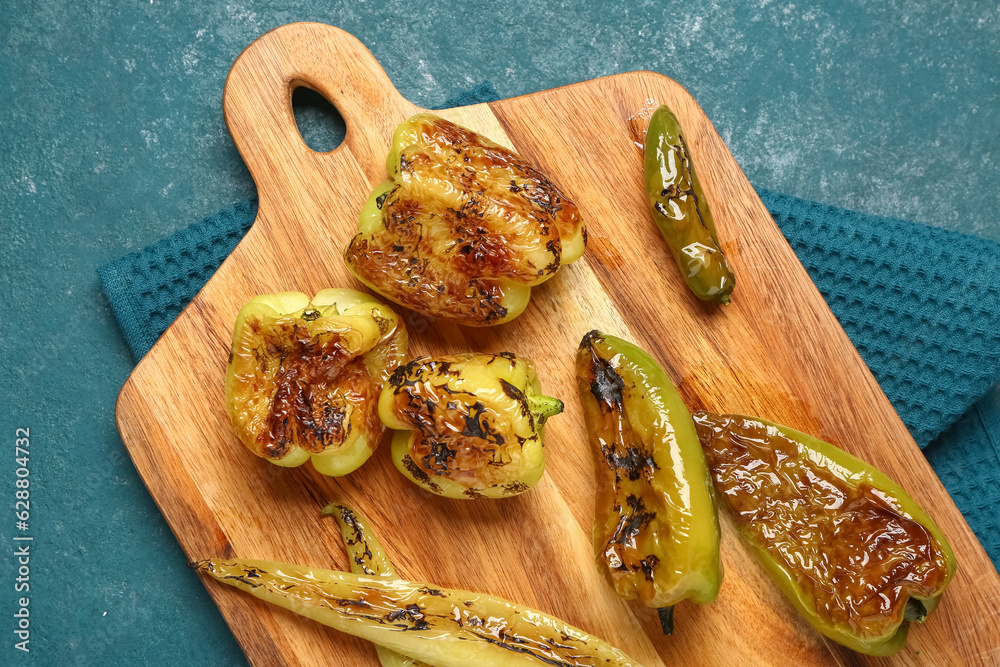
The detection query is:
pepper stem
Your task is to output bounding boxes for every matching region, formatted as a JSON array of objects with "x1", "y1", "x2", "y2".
[
  {"x1": 527, "y1": 394, "x2": 564, "y2": 427},
  {"x1": 657, "y1": 606, "x2": 674, "y2": 635},
  {"x1": 903, "y1": 599, "x2": 928, "y2": 624}
]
